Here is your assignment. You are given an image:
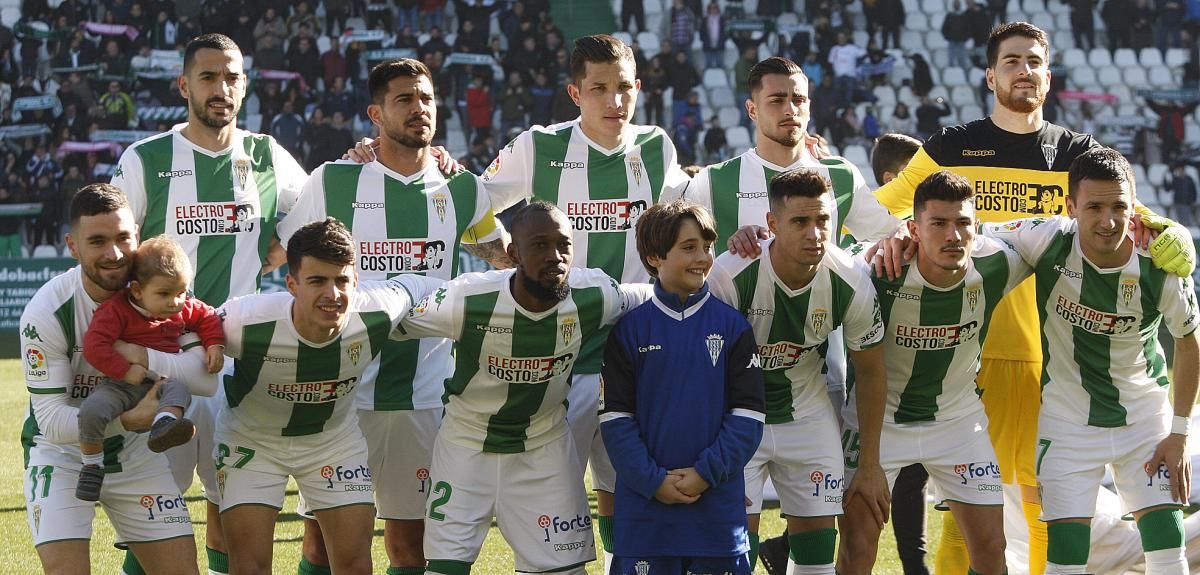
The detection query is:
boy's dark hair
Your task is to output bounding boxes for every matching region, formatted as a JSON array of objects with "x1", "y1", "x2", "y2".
[
  {"x1": 870, "y1": 133, "x2": 922, "y2": 186},
  {"x1": 986, "y1": 22, "x2": 1050, "y2": 69},
  {"x1": 1068, "y1": 147, "x2": 1132, "y2": 200},
  {"x1": 369, "y1": 58, "x2": 434, "y2": 104},
  {"x1": 184, "y1": 33, "x2": 240, "y2": 73},
  {"x1": 747, "y1": 56, "x2": 805, "y2": 95},
  {"x1": 508, "y1": 200, "x2": 566, "y2": 237},
  {"x1": 133, "y1": 235, "x2": 192, "y2": 285},
  {"x1": 70, "y1": 183, "x2": 129, "y2": 228},
  {"x1": 914, "y1": 171, "x2": 975, "y2": 215},
  {"x1": 769, "y1": 168, "x2": 829, "y2": 213},
  {"x1": 286, "y1": 218, "x2": 356, "y2": 274},
  {"x1": 635, "y1": 200, "x2": 717, "y2": 278},
  {"x1": 570, "y1": 34, "x2": 635, "y2": 84}
]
